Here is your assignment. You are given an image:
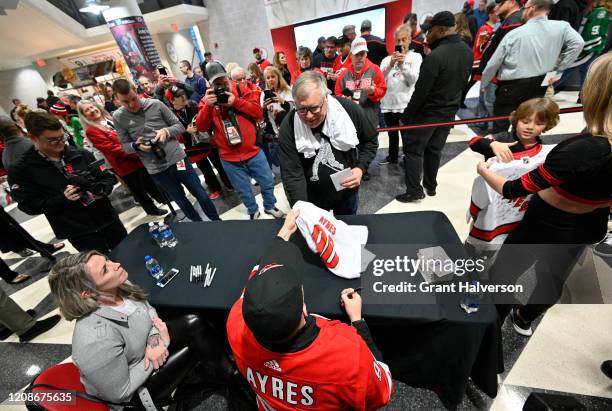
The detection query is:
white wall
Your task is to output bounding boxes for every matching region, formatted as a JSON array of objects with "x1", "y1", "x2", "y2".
[
  {"x1": 157, "y1": 29, "x2": 203, "y2": 80},
  {"x1": 0, "y1": 66, "x2": 50, "y2": 114},
  {"x1": 203, "y1": 0, "x2": 274, "y2": 69}
]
